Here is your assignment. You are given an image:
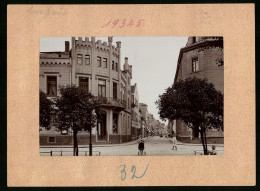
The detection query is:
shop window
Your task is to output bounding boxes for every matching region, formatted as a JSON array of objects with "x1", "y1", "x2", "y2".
[{"x1": 47, "y1": 76, "x2": 57, "y2": 96}]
